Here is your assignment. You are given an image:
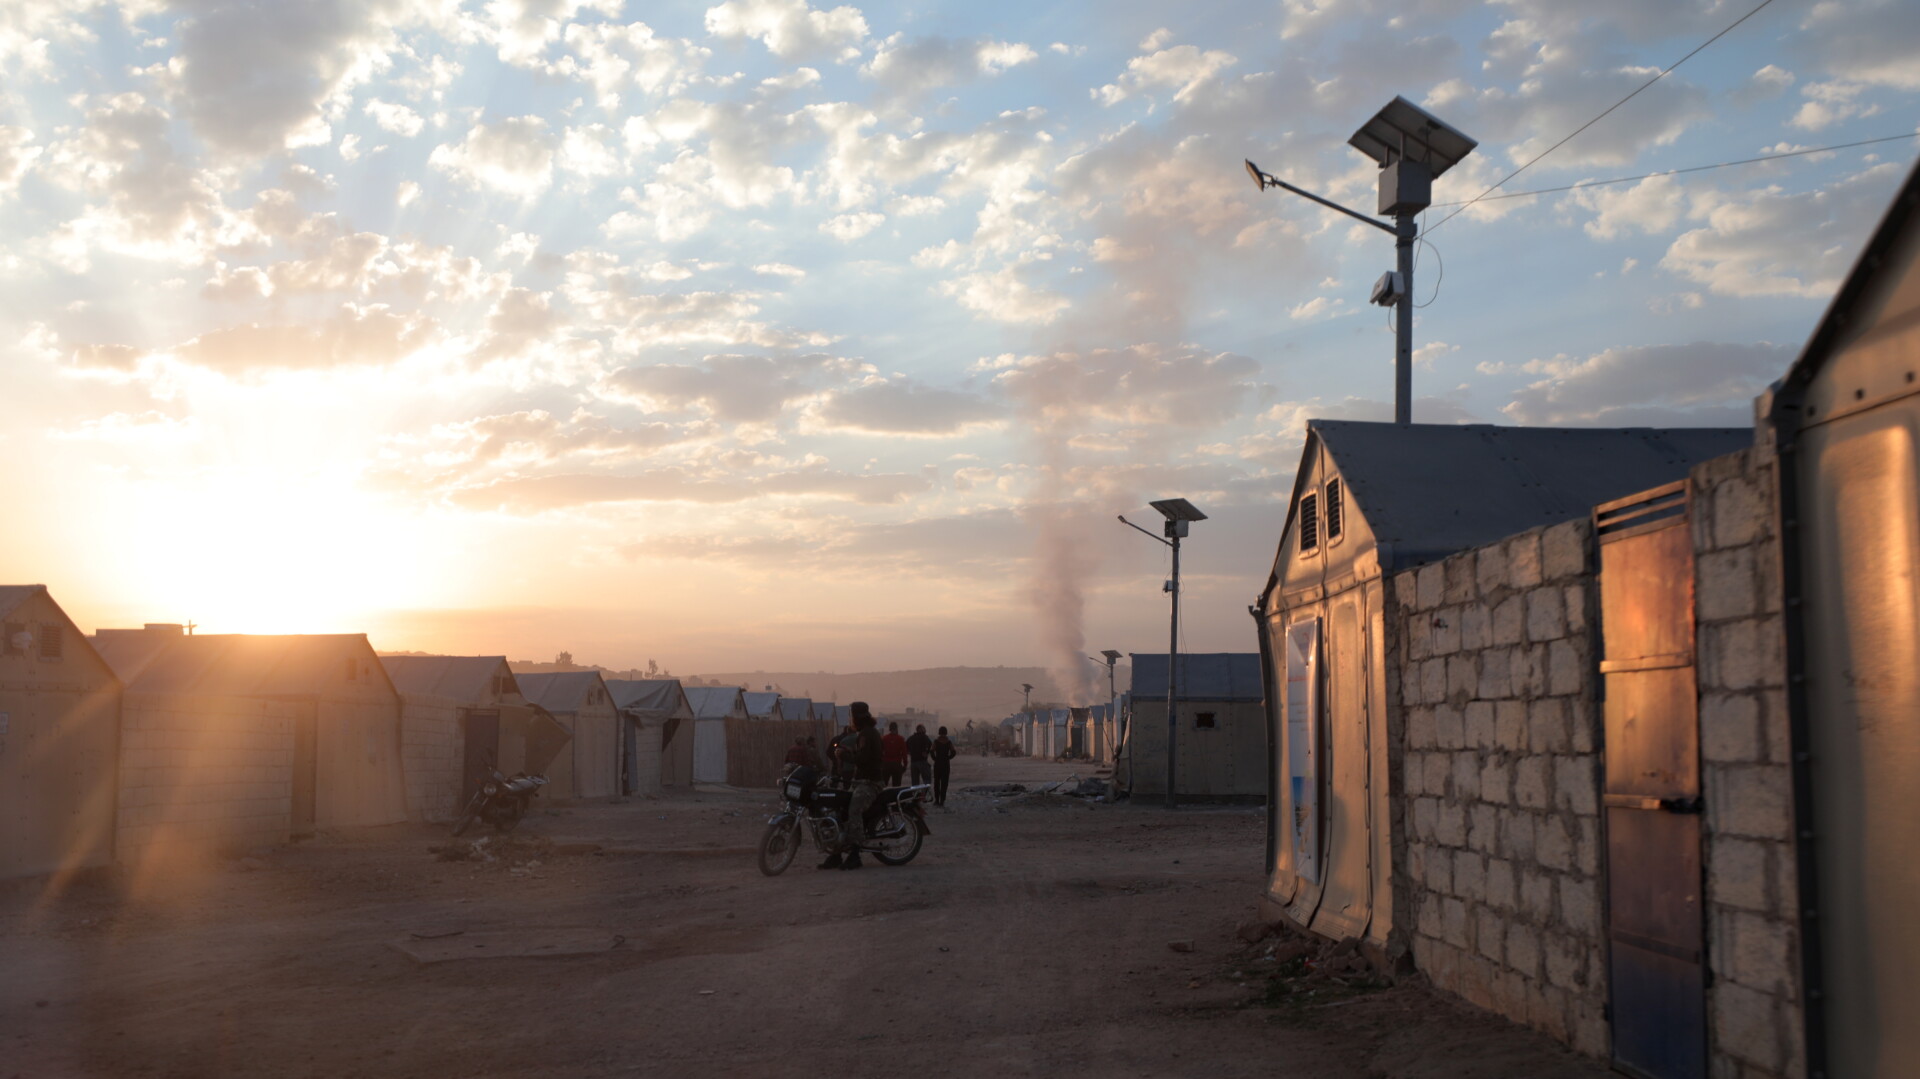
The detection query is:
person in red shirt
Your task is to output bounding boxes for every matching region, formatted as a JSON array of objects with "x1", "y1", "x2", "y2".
[{"x1": 880, "y1": 721, "x2": 909, "y2": 787}]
